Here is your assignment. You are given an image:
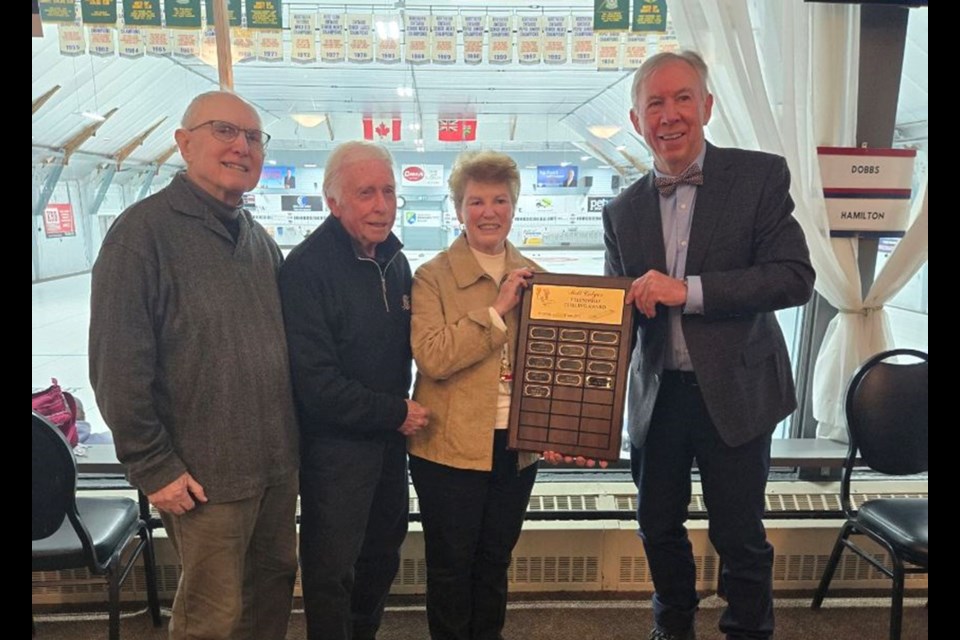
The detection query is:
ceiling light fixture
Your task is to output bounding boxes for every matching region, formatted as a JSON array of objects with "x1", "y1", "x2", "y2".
[
  {"x1": 81, "y1": 111, "x2": 106, "y2": 122},
  {"x1": 587, "y1": 124, "x2": 622, "y2": 139},
  {"x1": 291, "y1": 113, "x2": 327, "y2": 128}
]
